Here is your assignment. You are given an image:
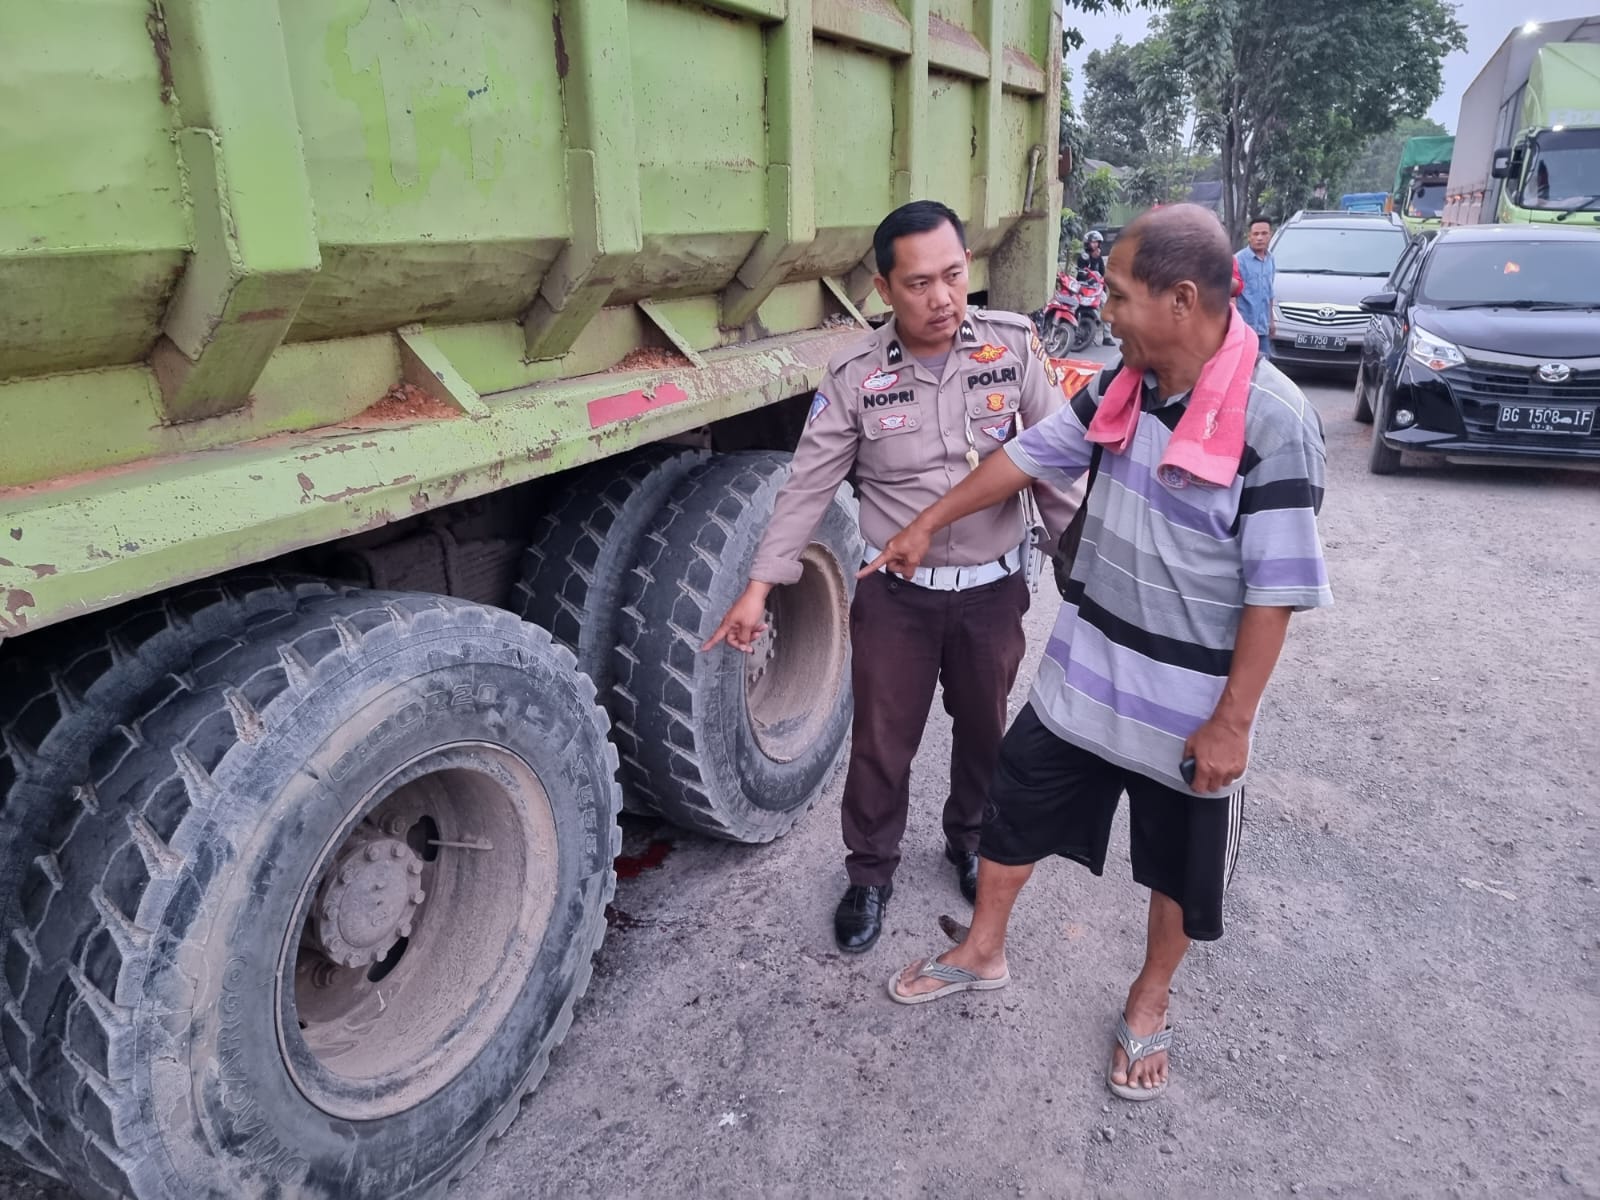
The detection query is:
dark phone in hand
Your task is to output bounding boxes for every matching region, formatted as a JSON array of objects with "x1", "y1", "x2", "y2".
[{"x1": 1180, "y1": 756, "x2": 1197, "y2": 786}]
